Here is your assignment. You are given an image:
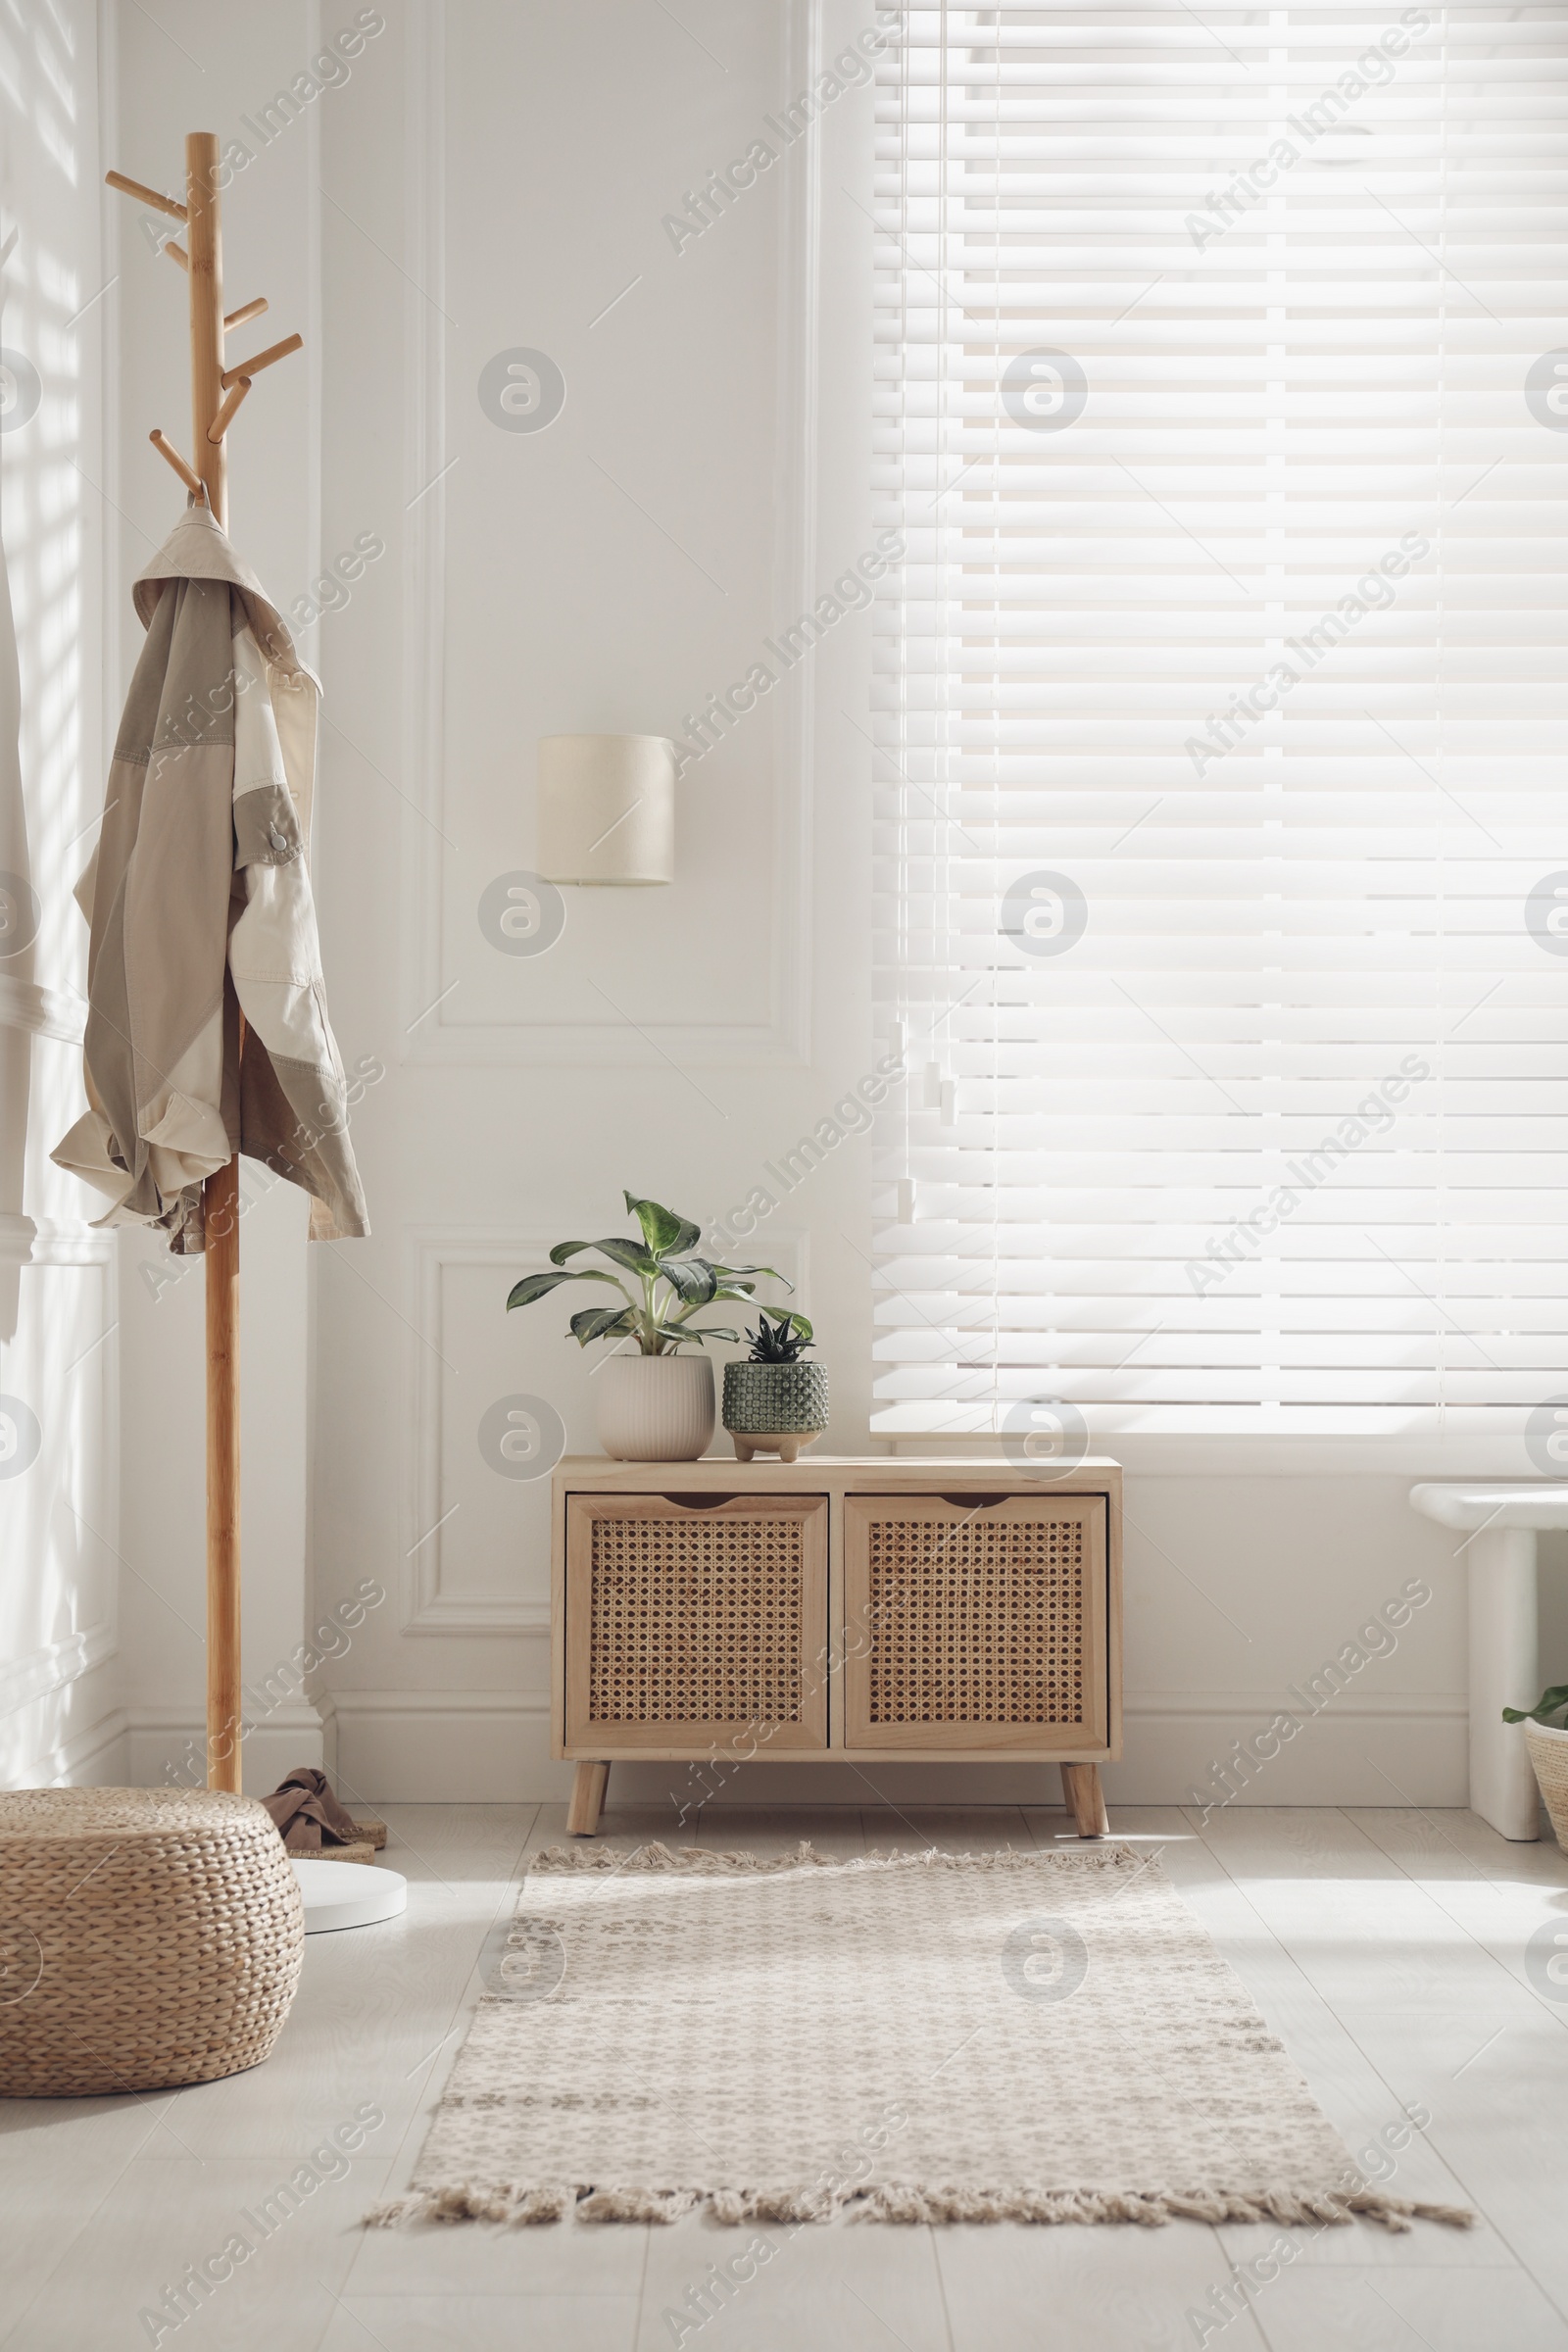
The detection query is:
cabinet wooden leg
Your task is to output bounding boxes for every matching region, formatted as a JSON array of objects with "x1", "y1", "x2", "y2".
[
  {"x1": 1061, "y1": 1763, "x2": 1109, "y2": 1839},
  {"x1": 567, "y1": 1761, "x2": 610, "y2": 1837}
]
